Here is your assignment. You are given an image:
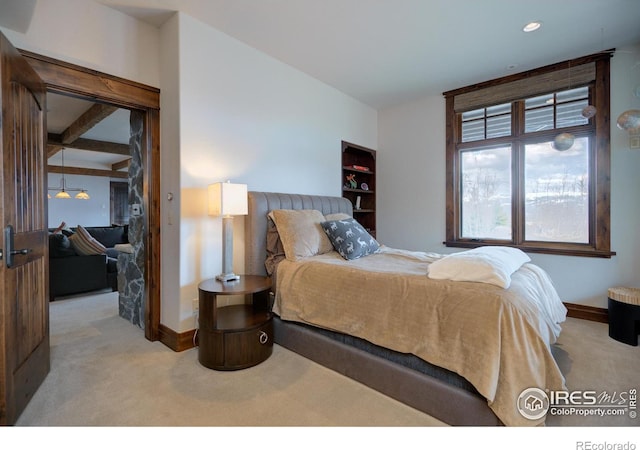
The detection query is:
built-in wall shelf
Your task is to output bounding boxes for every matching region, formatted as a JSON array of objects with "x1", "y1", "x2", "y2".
[{"x1": 341, "y1": 140, "x2": 376, "y2": 237}]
